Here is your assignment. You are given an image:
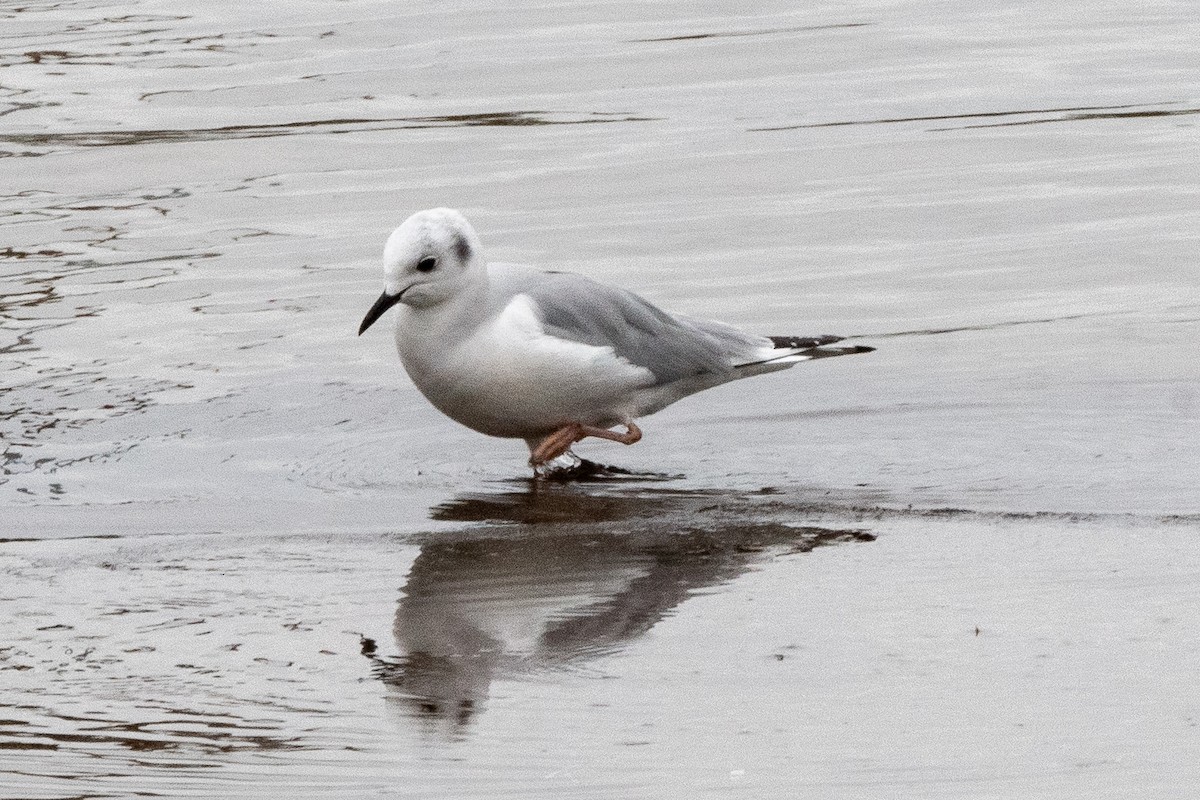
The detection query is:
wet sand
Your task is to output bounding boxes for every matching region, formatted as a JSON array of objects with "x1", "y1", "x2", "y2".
[
  {"x1": 5, "y1": 489, "x2": 1200, "y2": 797},
  {"x1": 3, "y1": 0, "x2": 1199, "y2": 797}
]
